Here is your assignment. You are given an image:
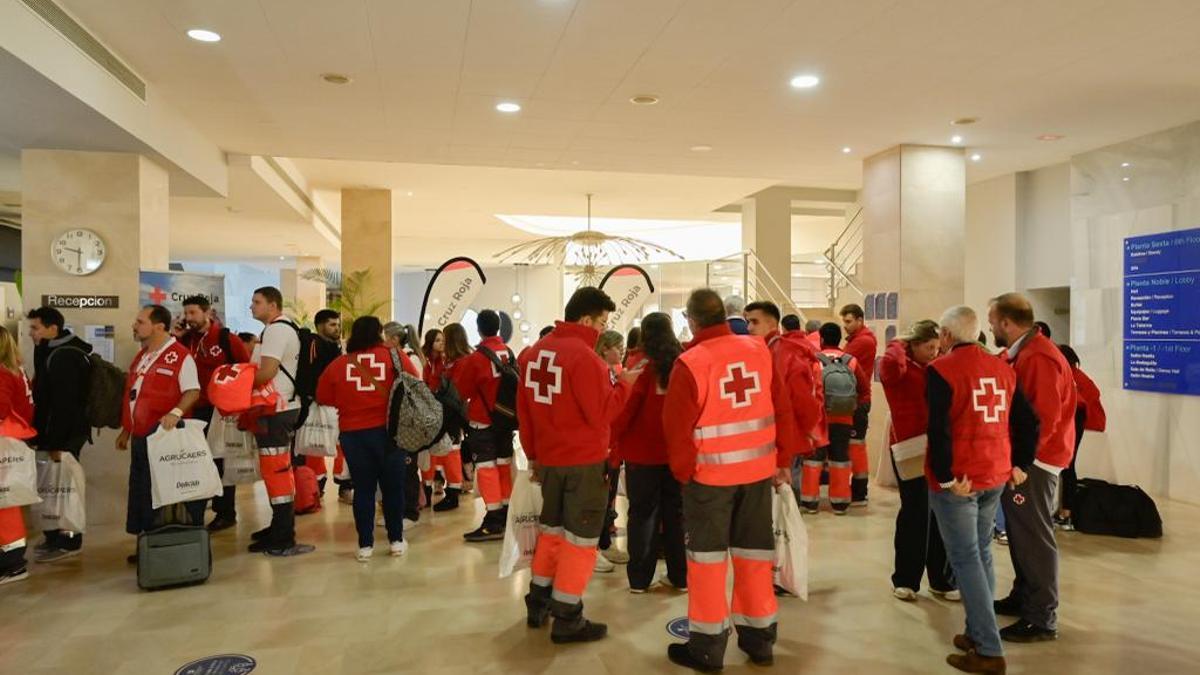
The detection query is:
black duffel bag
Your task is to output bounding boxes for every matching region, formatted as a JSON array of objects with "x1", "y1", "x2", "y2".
[{"x1": 1073, "y1": 478, "x2": 1163, "y2": 538}]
